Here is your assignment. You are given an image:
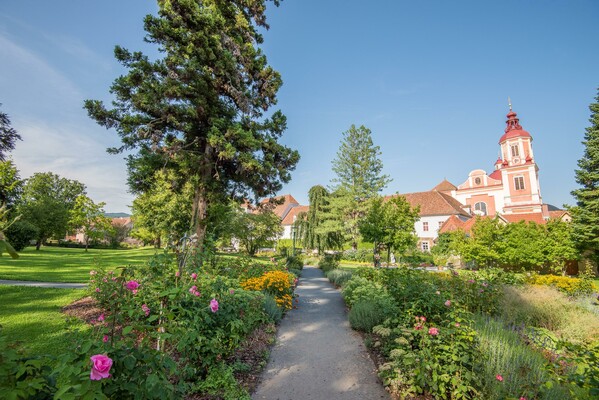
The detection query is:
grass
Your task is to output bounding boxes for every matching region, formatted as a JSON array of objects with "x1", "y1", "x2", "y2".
[
  {"x1": 0, "y1": 285, "x2": 89, "y2": 356},
  {"x1": 0, "y1": 246, "x2": 159, "y2": 283}
]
